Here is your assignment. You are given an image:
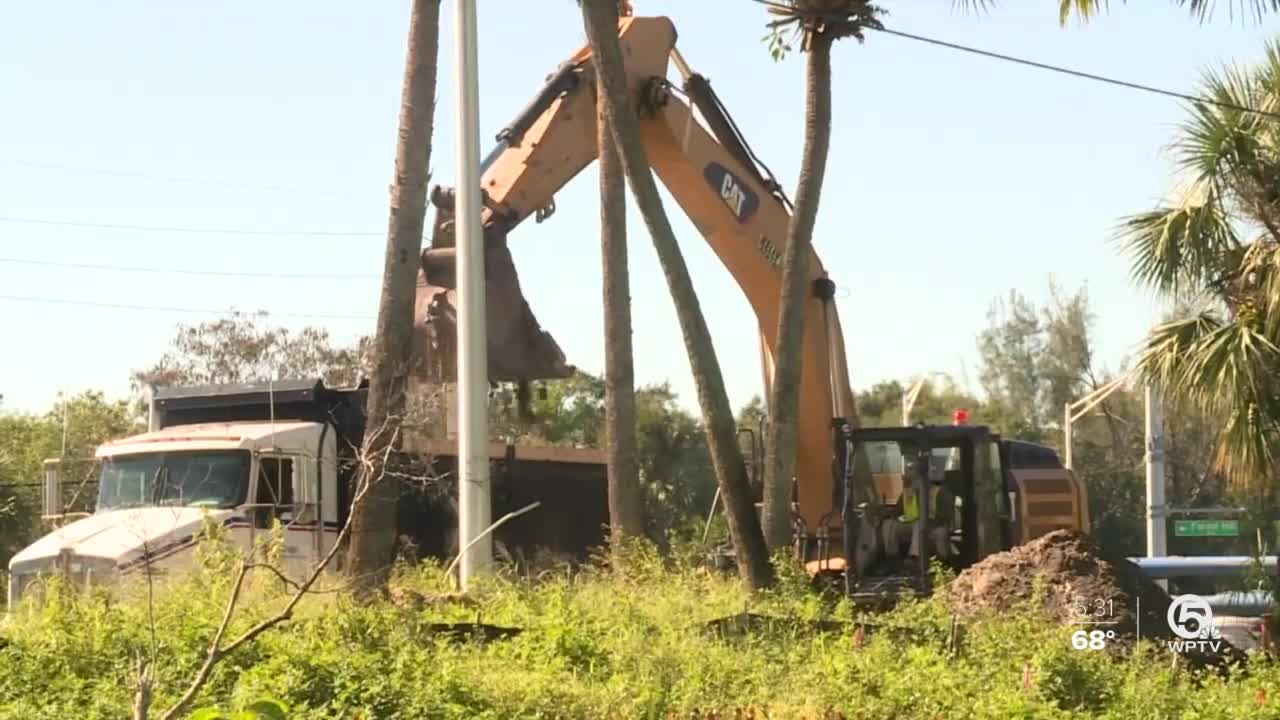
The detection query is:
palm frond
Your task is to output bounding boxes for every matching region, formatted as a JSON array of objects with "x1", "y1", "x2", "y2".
[
  {"x1": 1175, "y1": 0, "x2": 1280, "y2": 23},
  {"x1": 950, "y1": 0, "x2": 1000, "y2": 15},
  {"x1": 1243, "y1": 239, "x2": 1280, "y2": 333},
  {"x1": 1173, "y1": 62, "x2": 1264, "y2": 185},
  {"x1": 1115, "y1": 188, "x2": 1242, "y2": 295},
  {"x1": 1250, "y1": 39, "x2": 1280, "y2": 116},
  {"x1": 1058, "y1": 0, "x2": 1108, "y2": 26},
  {"x1": 1181, "y1": 316, "x2": 1277, "y2": 404},
  {"x1": 1216, "y1": 401, "x2": 1279, "y2": 488},
  {"x1": 1059, "y1": 1, "x2": 1280, "y2": 26},
  {"x1": 761, "y1": 0, "x2": 886, "y2": 55},
  {"x1": 1137, "y1": 309, "x2": 1280, "y2": 486},
  {"x1": 1136, "y1": 311, "x2": 1223, "y2": 395}
]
